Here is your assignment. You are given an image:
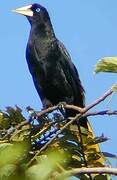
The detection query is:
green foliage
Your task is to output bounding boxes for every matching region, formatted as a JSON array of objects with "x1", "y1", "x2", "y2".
[
  {"x1": 112, "y1": 84, "x2": 117, "y2": 92},
  {"x1": 27, "y1": 152, "x2": 64, "y2": 180},
  {"x1": 0, "y1": 143, "x2": 27, "y2": 180},
  {"x1": 94, "y1": 57, "x2": 117, "y2": 74},
  {"x1": 0, "y1": 107, "x2": 111, "y2": 180}
]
